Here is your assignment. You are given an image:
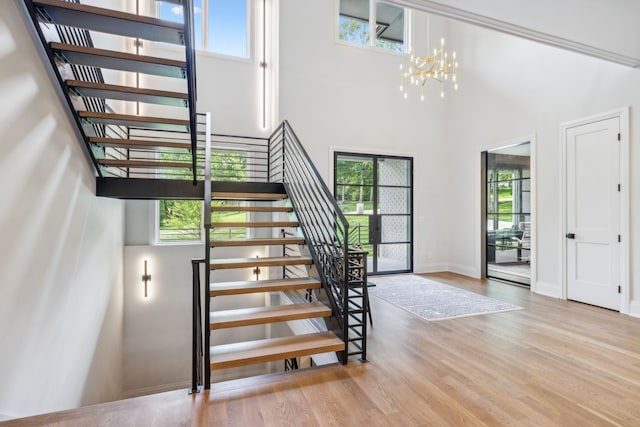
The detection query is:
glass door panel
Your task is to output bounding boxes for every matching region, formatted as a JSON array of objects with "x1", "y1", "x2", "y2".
[
  {"x1": 336, "y1": 155, "x2": 375, "y2": 273},
  {"x1": 335, "y1": 152, "x2": 413, "y2": 275},
  {"x1": 485, "y1": 143, "x2": 531, "y2": 286}
]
